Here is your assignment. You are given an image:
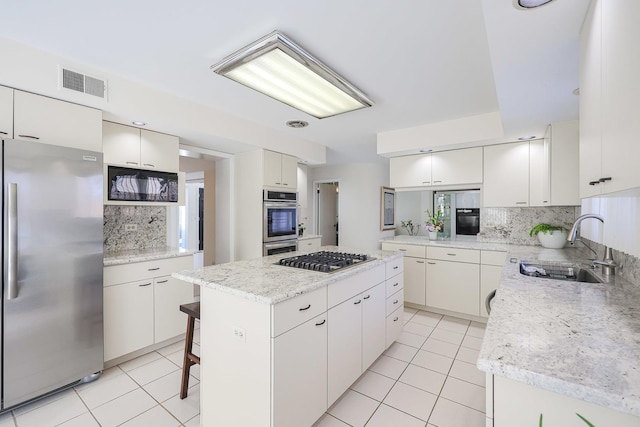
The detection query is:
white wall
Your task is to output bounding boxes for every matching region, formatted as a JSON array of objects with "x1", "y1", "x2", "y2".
[
  {"x1": 581, "y1": 190, "x2": 640, "y2": 258},
  {"x1": 215, "y1": 158, "x2": 233, "y2": 264},
  {"x1": 309, "y1": 163, "x2": 394, "y2": 250}
]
